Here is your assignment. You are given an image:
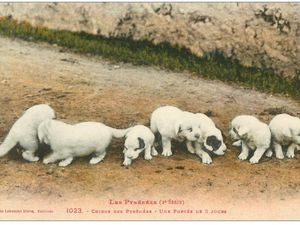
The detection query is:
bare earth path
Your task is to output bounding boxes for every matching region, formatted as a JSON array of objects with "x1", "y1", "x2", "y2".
[{"x1": 0, "y1": 37, "x2": 299, "y2": 220}]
